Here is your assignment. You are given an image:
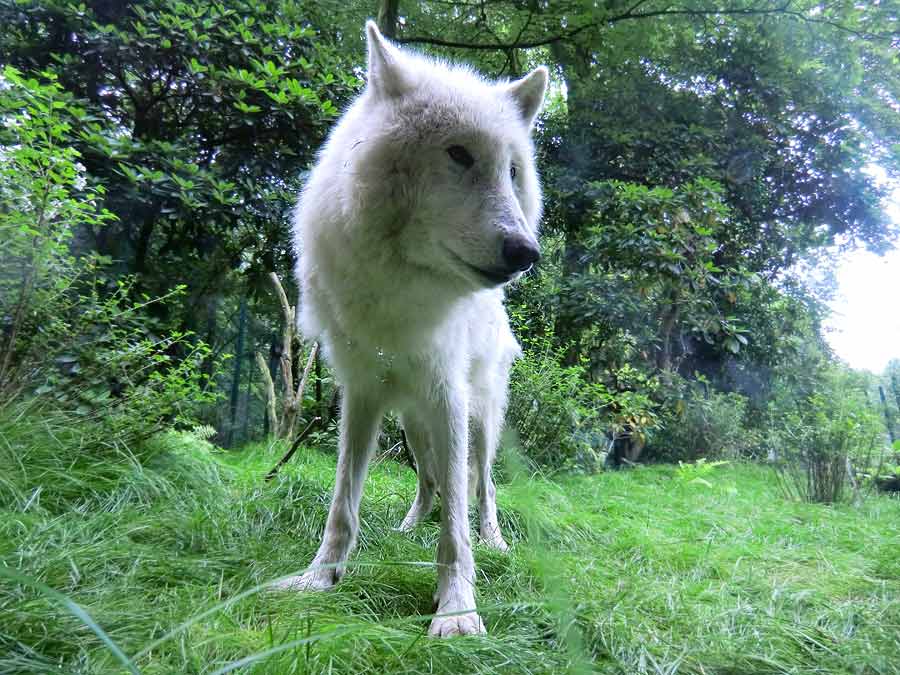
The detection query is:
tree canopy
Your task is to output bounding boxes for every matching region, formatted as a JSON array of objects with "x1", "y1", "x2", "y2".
[{"x1": 1, "y1": 0, "x2": 897, "y2": 454}]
